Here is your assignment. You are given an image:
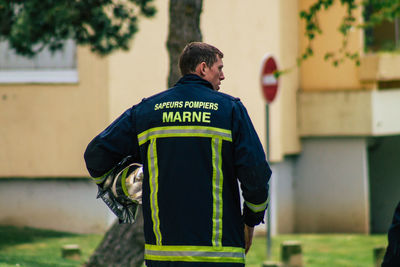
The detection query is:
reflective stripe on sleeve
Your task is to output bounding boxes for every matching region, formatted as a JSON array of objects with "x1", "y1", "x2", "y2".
[
  {"x1": 138, "y1": 126, "x2": 232, "y2": 145},
  {"x1": 90, "y1": 168, "x2": 114, "y2": 184},
  {"x1": 245, "y1": 197, "x2": 269, "y2": 213},
  {"x1": 144, "y1": 244, "x2": 245, "y2": 263}
]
